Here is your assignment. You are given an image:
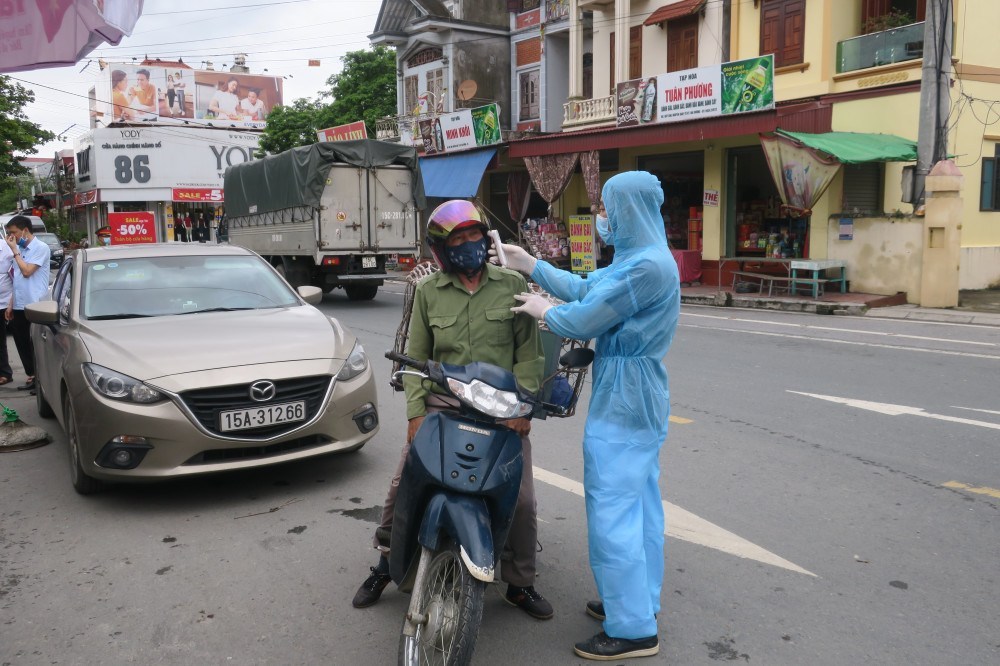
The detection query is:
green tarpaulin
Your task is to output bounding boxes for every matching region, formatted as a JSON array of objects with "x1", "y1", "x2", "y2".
[
  {"x1": 224, "y1": 139, "x2": 425, "y2": 217},
  {"x1": 775, "y1": 129, "x2": 918, "y2": 164}
]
